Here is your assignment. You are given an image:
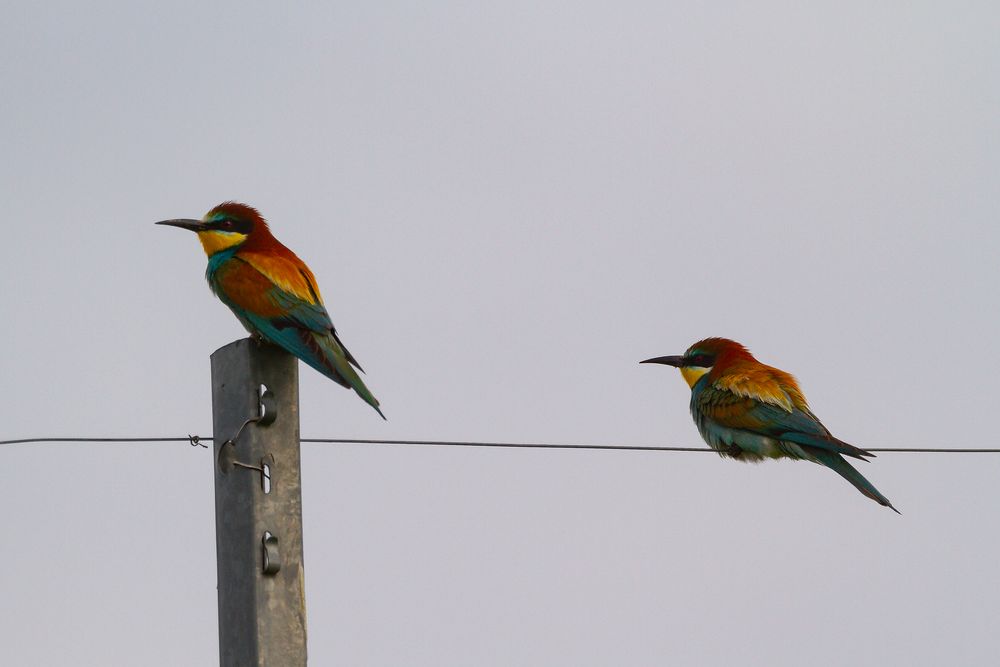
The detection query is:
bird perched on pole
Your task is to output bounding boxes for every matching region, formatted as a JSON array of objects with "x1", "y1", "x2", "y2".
[
  {"x1": 157, "y1": 201, "x2": 384, "y2": 418},
  {"x1": 641, "y1": 337, "x2": 896, "y2": 512}
]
